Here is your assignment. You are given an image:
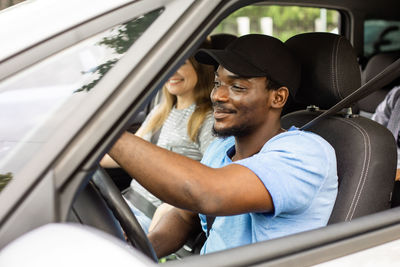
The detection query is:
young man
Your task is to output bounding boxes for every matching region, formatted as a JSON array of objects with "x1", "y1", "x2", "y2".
[{"x1": 108, "y1": 34, "x2": 338, "y2": 257}]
